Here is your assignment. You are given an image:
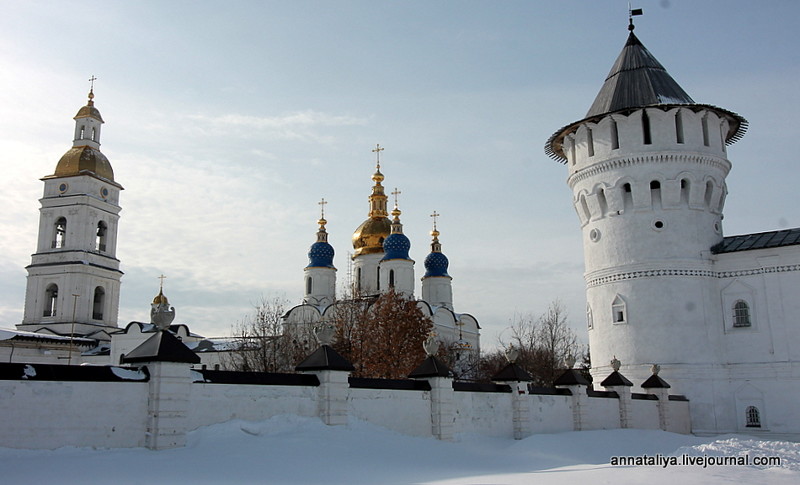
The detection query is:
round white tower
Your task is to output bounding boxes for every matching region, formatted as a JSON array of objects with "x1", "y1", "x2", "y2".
[
  {"x1": 545, "y1": 28, "x2": 747, "y2": 385},
  {"x1": 18, "y1": 87, "x2": 125, "y2": 340},
  {"x1": 303, "y1": 200, "x2": 337, "y2": 308}
]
